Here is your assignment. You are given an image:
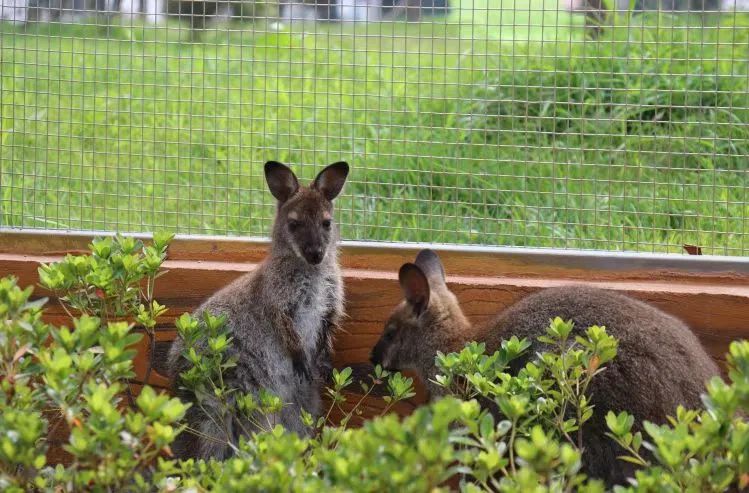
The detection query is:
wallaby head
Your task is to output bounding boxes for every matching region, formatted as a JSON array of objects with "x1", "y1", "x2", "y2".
[
  {"x1": 265, "y1": 160, "x2": 349, "y2": 265},
  {"x1": 370, "y1": 249, "x2": 471, "y2": 381}
]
